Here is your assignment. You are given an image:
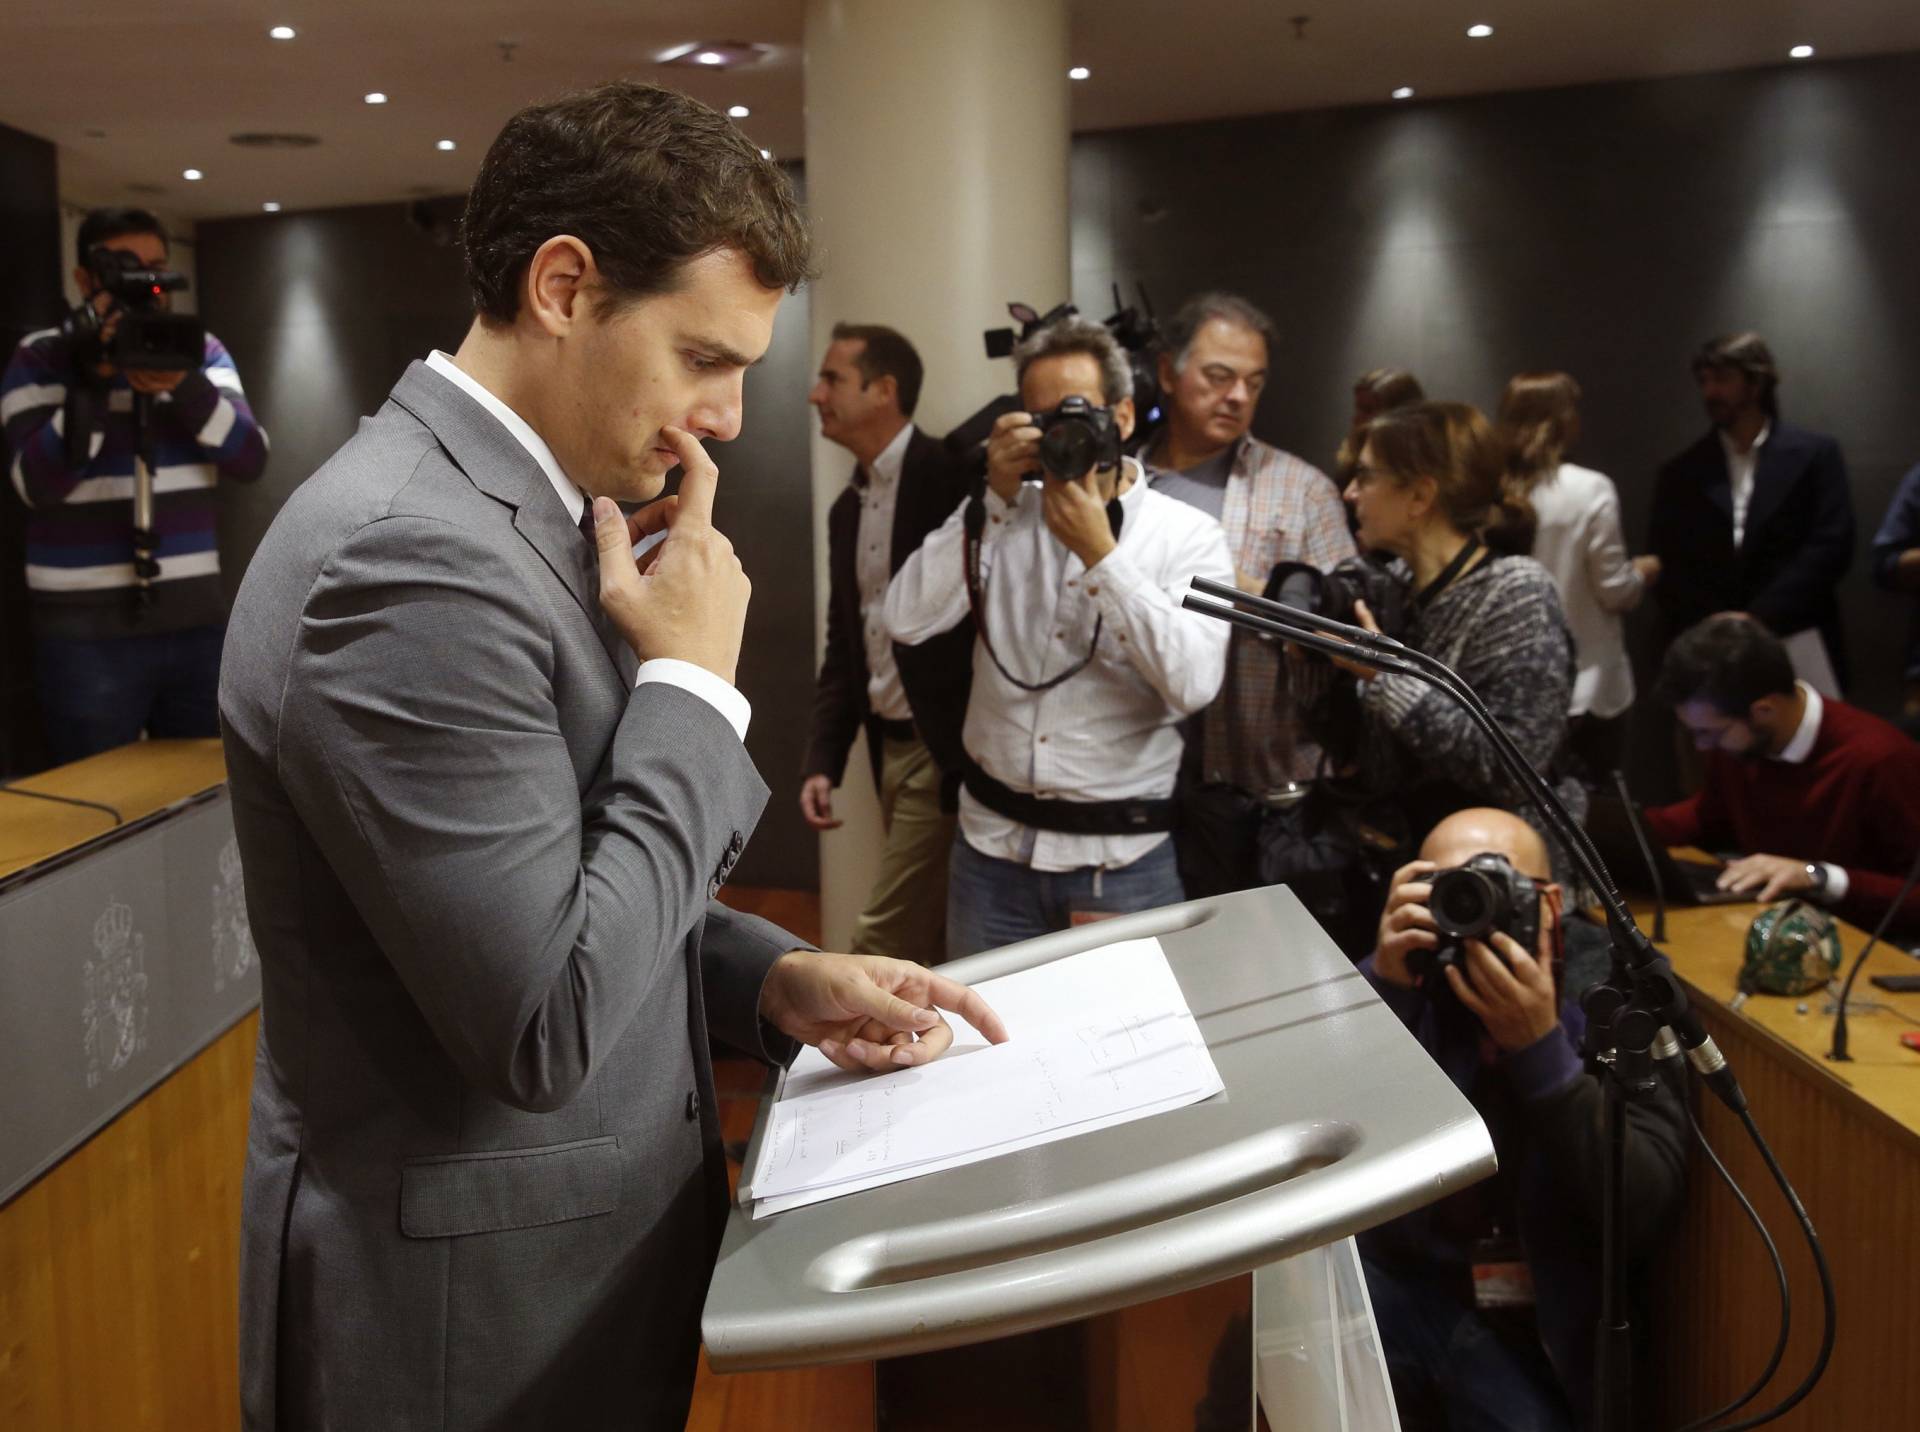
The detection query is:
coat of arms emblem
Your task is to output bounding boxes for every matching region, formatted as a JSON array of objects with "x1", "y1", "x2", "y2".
[
  {"x1": 211, "y1": 836, "x2": 256, "y2": 992},
  {"x1": 82, "y1": 896, "x2": 148, "y2": 1087}
]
